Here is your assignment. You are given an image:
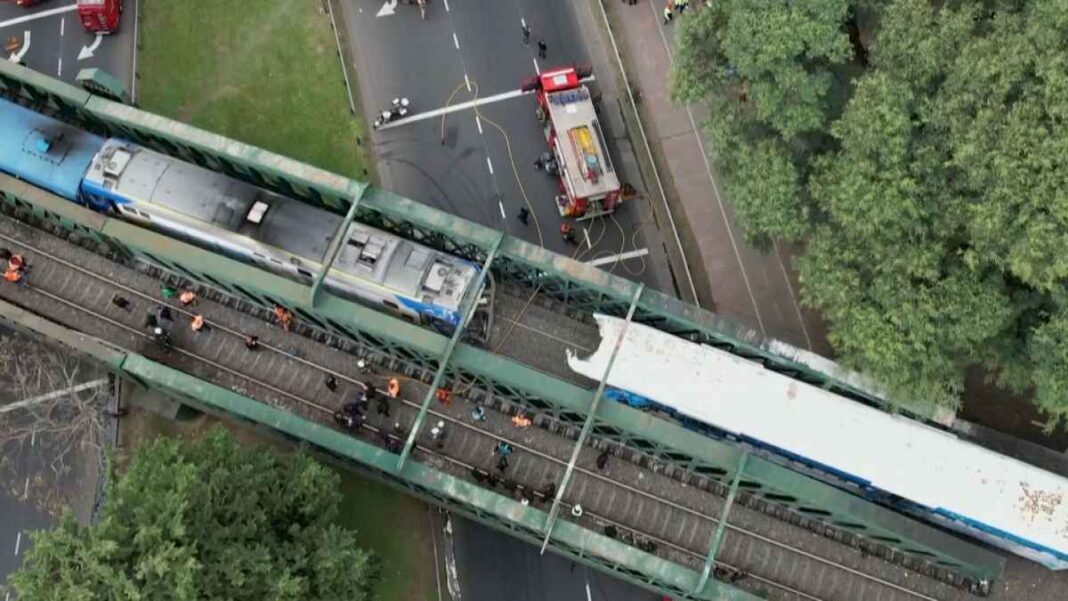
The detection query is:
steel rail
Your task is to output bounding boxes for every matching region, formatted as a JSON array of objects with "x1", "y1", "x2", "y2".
[{"x1": 0, "y1": 231, "x2": 946, "y2": 601}]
